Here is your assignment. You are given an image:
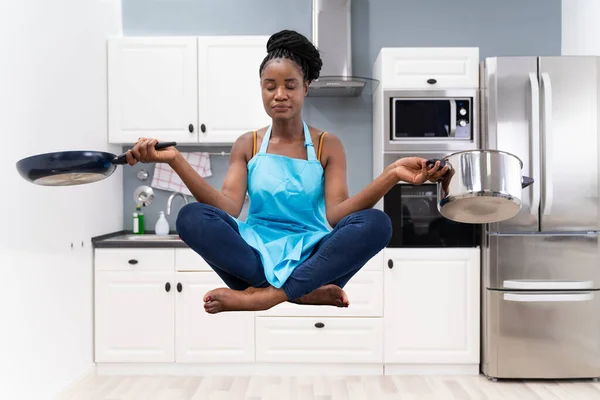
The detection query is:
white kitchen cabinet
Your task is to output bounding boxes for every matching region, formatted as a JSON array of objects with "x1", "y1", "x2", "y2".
[
  {"x1": 94, "y1": 270, "x2": 176, "y2": 362},
  {"x1": 374, "y1": 47, "x2": 479, "y2": 90},
  {"x1": 383, "y1": 248, "x2": 480, "y2": 365},
  {"x1": 107, "y1": 37, "x2": 199, "y2": 144},
  {"x1": 176, "y1": 272, "x2": 255, "y2": 363},
  {"x1": 255, "y1": 317, "x2": 383, "y2": 363},
  {"x1": 107, "y1": 35, "x2": 270, "y2": 145},
  {"x1": 197, "y1": 36, "x2": 271, "y2": 144},
  {"x1": 94, "y1": 248, "x2": 254, "y2": 364}
]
